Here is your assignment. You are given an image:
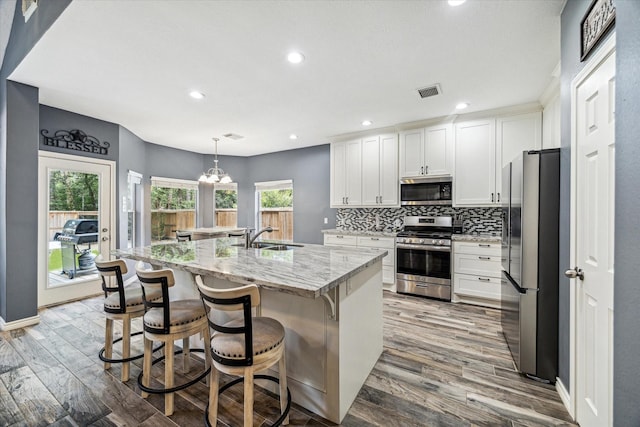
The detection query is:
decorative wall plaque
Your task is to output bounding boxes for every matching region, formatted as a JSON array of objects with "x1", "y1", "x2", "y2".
[
  {"x1": 40, "y1": 129, "x2": 110, "y2": 155},
  {"x1": 581, "y1": 0, "x2": 615, "y2": 62}
]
